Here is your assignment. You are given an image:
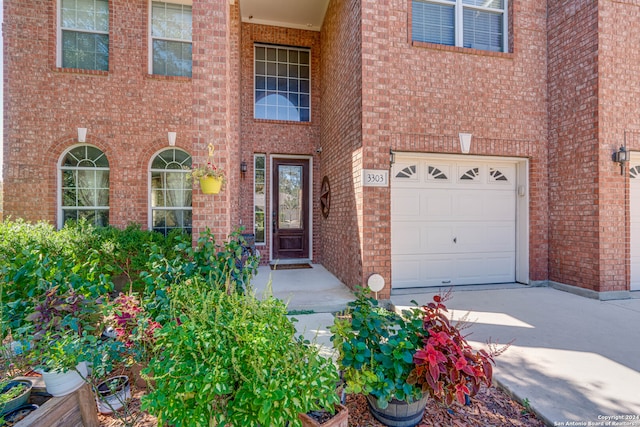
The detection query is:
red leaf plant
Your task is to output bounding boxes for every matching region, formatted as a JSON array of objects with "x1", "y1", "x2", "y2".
[{"x1": 407, "y1": 292, "x2": 510, "y2": 407}]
